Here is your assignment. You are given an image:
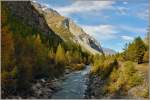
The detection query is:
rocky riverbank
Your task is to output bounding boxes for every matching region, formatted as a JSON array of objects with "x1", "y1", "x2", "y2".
[
  {"x1": 85, "y1": 74, "x2": 126, "y2": 99},
  {"x1": 3, "y1": 68, "x2": 85, "y2": 99},
  {"x1": 4, "y1": 78, "x2": 62, "y2": 99},
  {"x1": 84, "y1": 74, "x2": 106, "y2": 99},
  {"x1": 84, "y1": 64, "x2": 149, "y2": 99},
  {"x1": 30, "y1": 78, "x2": 62, "y2": 99}
]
